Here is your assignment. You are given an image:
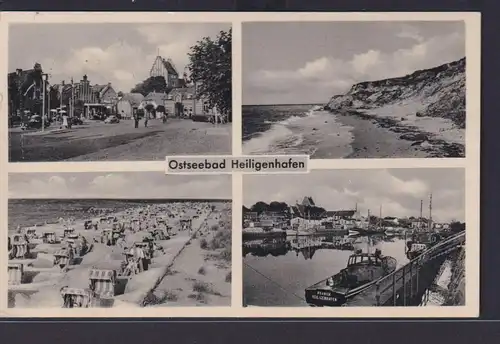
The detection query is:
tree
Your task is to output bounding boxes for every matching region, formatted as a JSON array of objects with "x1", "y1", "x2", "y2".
[
  {"x1": 131, "y1": 76, "x2": 169, "y2": 96},
  {"x1": 251, "y1": 201, "x2": 269, "y2": 214},
  {"x1": 268, "y1": 201, "x2": 289, "y2": 213},
  {"x1": 187, "y1": 28, "x2": 232, "y2": 122}
]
